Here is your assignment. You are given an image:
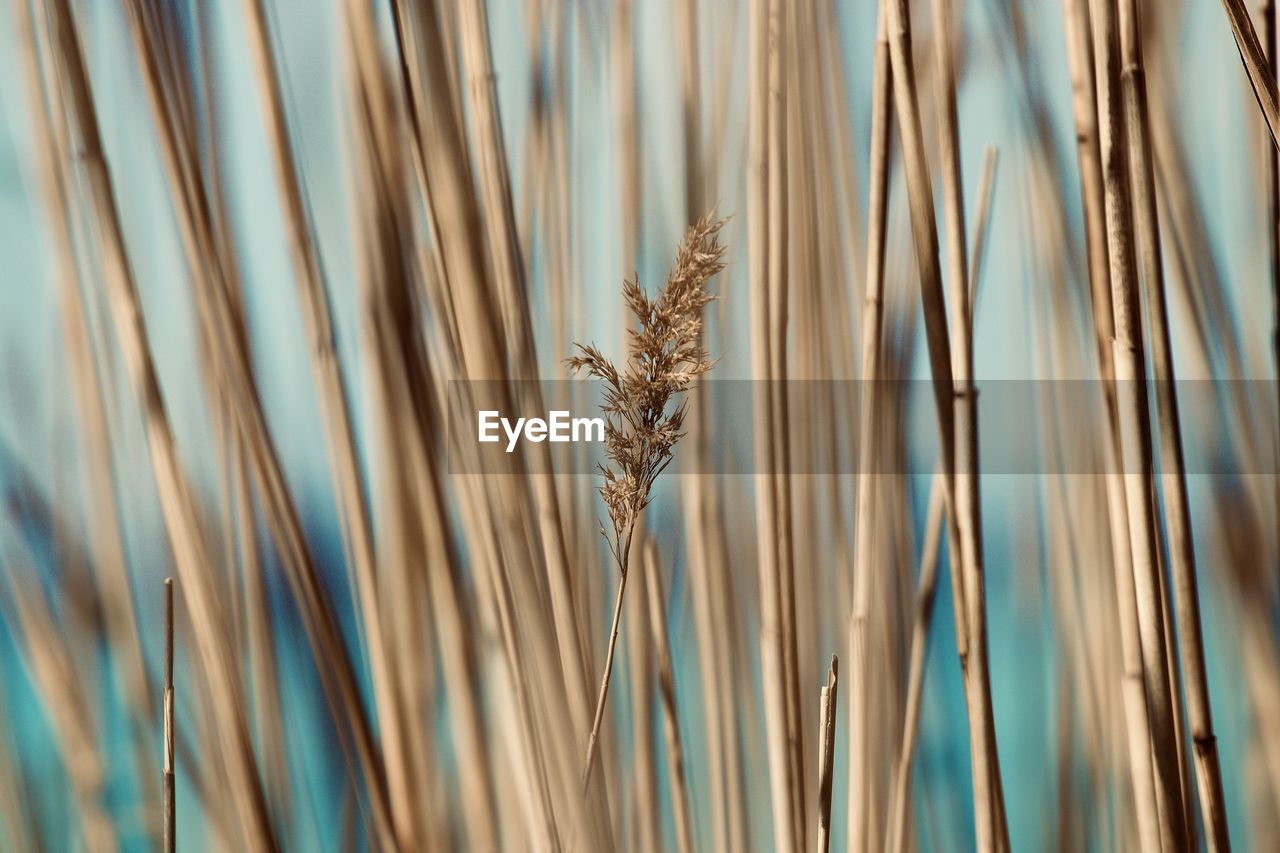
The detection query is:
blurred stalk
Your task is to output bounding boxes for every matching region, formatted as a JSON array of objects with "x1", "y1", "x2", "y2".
[
  {"x1": 848, "y1": 8, "x2": 899, "y2": 848},
  {"x1": 27, "y1": 1, "x2": 277, "y2": 846},
  {"x1": 748, "y1": 0, "x2": 799, "y2": 848},
  {"x1": 1218, "y1": 0, "x2": 1280, "y2": 149},
  {"x1": 882, "y1": 0, "x2": 1009, "y2": 845},
  {"x1": 643, "y1": 540, "x2": 696, "y2": 853},
  {"x1": 17, "y1": 1, "x2": 160, "y2": 835},
  {"x1": 1089, "y1": 0, "x2": 1188, "y2": 847},
  {"x1": 1118, "y1": 0, "x2": 1231, "y2": 845}
]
